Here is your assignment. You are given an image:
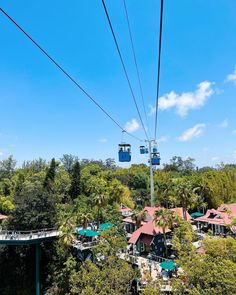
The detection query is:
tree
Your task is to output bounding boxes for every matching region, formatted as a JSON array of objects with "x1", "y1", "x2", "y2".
[
  {"x1": 128, "y1": 172, "x2": 148, "y2": 190},
  {"x1": 44, "y1": 158, "x2": 57, "y2": 191},
  {"x1": 154, "y1": 208, "x2": 175, "y2": 257},
  {"x1": 67, "y1": 256, "x2": 138, "y2": 295},
  {"x1": 77, "y1": 212, "x2": 93, "y2": 229},
  {"x1": 93, "y1": 194, "x2": 108, "y2": 228},
  {"x1": 9, "y1": 181, "x2": 56, "y2": 230},
  {"x1": 172, "y1": 218, "x2": 196, "y2": 263},
  {"x1": 60, "y1": 154, "x2": 79, "y2": 175},
  {"x1": 0, "y1": 155, "x2": 16, "y2": 180},
  {"x1": 131, "y1": 209, "x2": 147, "y2": 229},
  {"x1": 163, "y1": 156, "x2": 195, "y2": 174},
  {"x1": 69, "y1": 161, "x2": 81, "y2": 199},
  {"x1": 174, "y1": 239, "x2": 236, "y2": 295},
  {"x1": 104, "y1": 158, "x2": 116, "y2": 169},
  {"x1": 175, "y1": 181, "x2": 196, "y2": 220},
  {"x1": 58, "y1": 216, "x2": 76, "y2": 249}
]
